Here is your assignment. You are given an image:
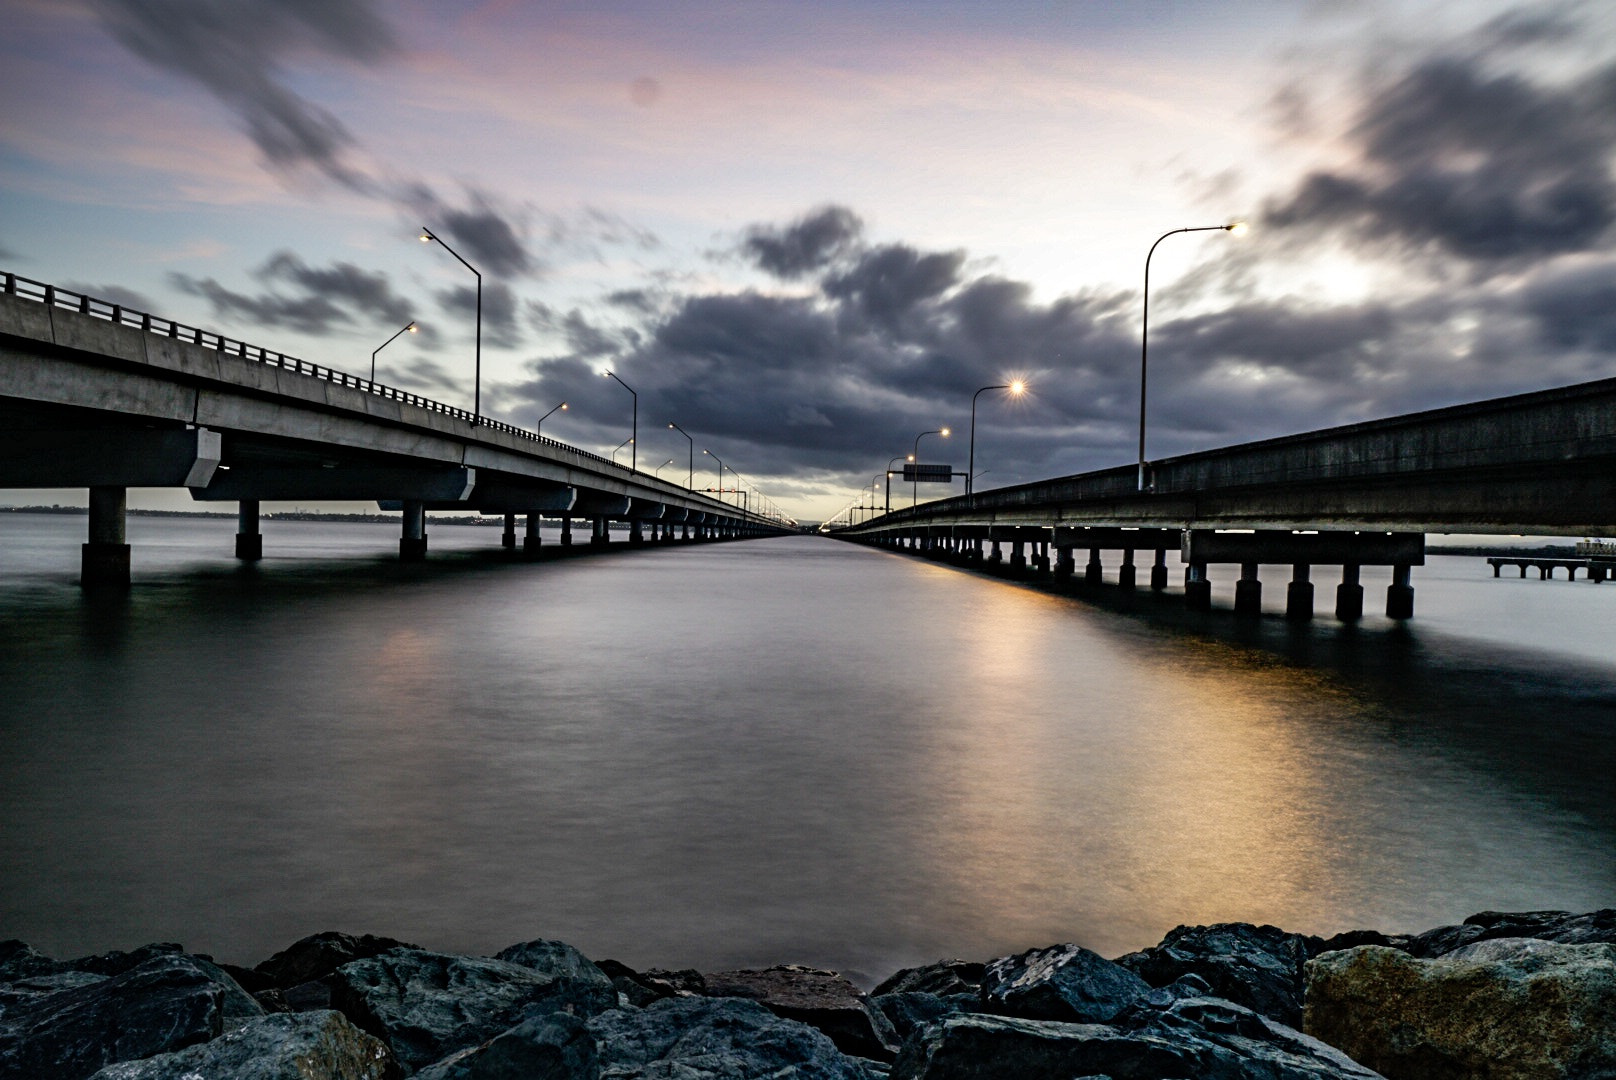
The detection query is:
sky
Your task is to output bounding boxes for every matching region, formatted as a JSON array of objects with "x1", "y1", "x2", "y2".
[{"x1": 6, "y1": 0, "x2": 1616, "y2": 522}]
